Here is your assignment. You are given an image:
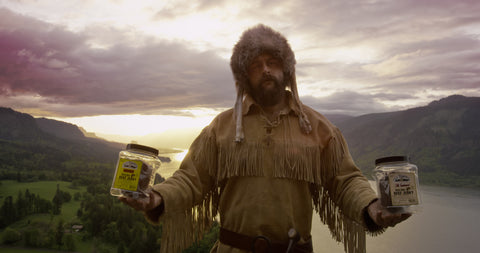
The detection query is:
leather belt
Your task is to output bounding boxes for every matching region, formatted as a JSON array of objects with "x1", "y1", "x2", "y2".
[{"x1": 219, "y1": 227, "x2": 313, "y2": 253}]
